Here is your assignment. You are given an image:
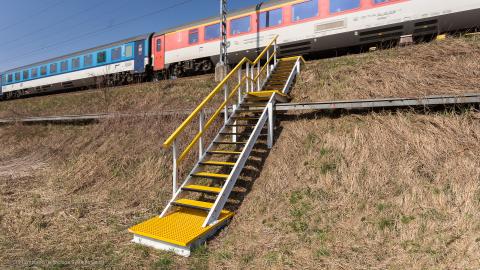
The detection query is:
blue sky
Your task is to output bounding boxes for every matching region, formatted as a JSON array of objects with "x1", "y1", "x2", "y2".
[{"x1": 0, "y1": 0, "x2": 262, "y2": 72}]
